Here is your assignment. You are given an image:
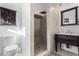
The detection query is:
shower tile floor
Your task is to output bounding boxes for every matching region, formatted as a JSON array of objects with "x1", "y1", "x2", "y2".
[{"x1": 34, "y1": 43, "x2": 47, "y2": 56}]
